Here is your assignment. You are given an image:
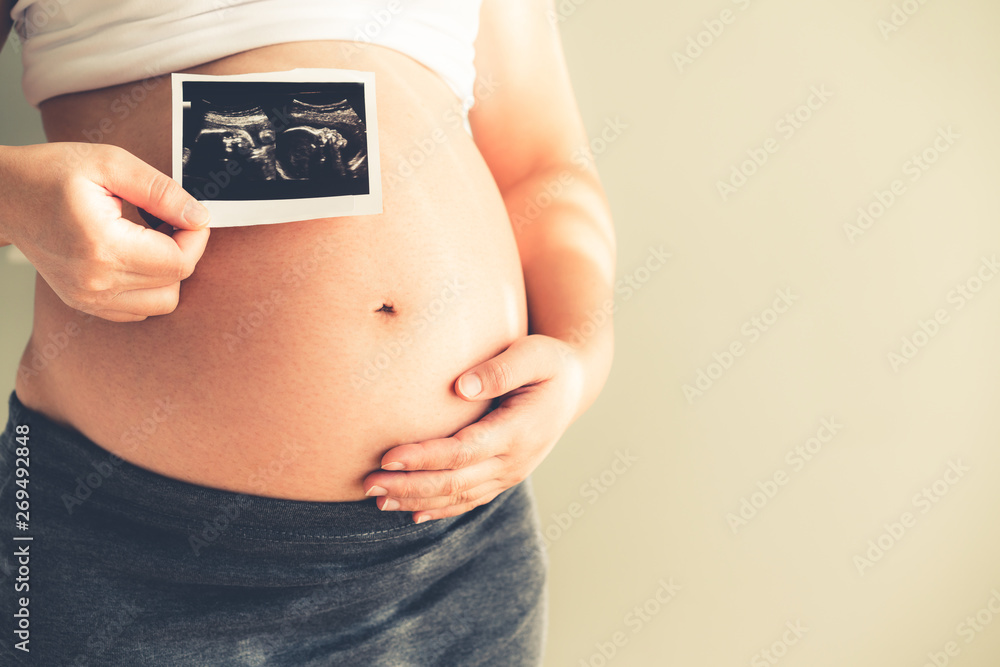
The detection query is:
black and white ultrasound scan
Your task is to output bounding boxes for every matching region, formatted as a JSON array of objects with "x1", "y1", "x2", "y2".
[{"x1": 171, "y1": 70, "x2": 382, "y2": 227}]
